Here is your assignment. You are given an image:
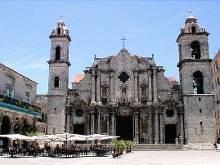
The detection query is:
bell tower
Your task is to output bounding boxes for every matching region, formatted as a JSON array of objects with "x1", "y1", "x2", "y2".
[
  {"x1": 47, "y1": 19, "x2": 71, "y2": 134},
  {"x1": 177, "y1": 15, "x2": 215, "y2": 145}
]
